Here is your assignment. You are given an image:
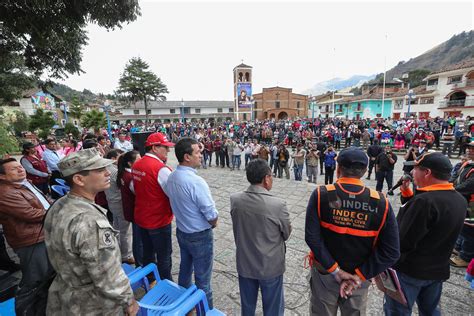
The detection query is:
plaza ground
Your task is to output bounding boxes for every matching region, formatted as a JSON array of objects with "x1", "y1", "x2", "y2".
[{"x1": 163, "y1": 152, "x2": 474, "y2": 315}]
